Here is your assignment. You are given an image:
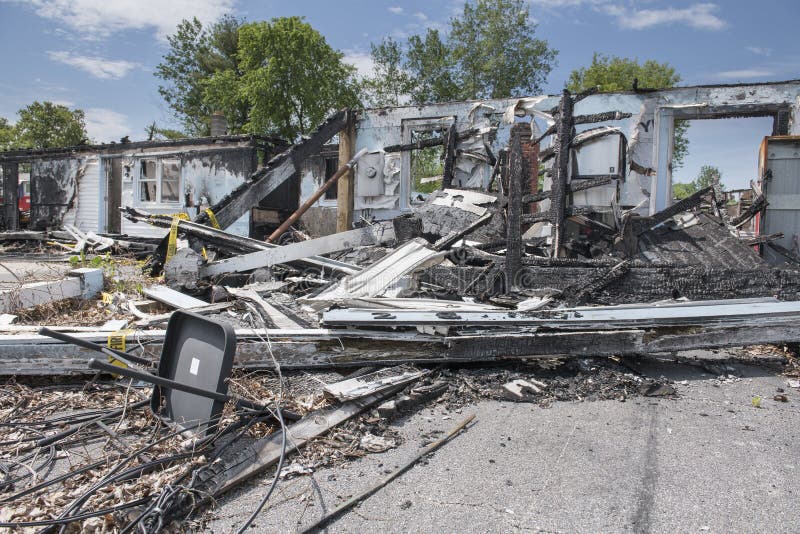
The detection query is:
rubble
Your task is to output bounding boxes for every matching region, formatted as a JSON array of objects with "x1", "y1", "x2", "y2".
[{"x1": 2, "y1": 79, "x2": 800, "y2": 530}]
